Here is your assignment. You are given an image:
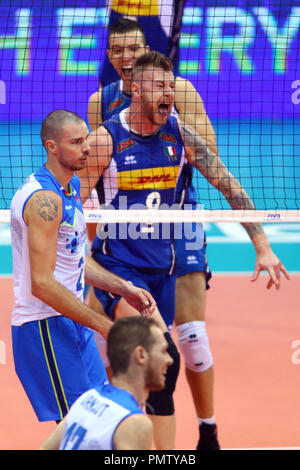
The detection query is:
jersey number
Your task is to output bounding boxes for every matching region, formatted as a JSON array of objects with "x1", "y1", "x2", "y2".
[
  {"x1": 61, "y1": 422, "x2": 87, "y2": 450},
  {"x1": 76, "y1": 257, "x2": 84, "y2": 292},
  {"x1": 141, "y1": 191, "x2": 161, "y2": 233}
]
